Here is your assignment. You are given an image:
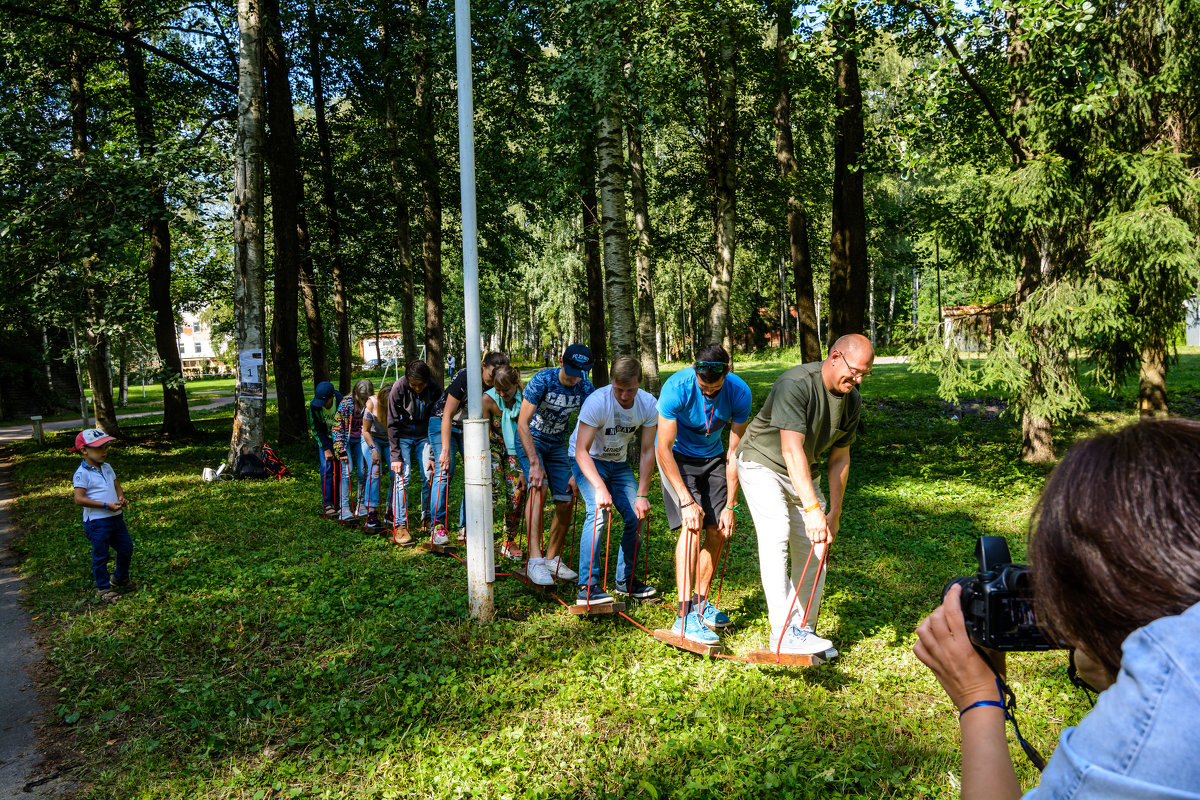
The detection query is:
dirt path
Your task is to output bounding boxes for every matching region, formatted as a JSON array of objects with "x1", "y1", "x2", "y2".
[{"x1": 0, "y1": 460, "x2": 69, "y2": 797}]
